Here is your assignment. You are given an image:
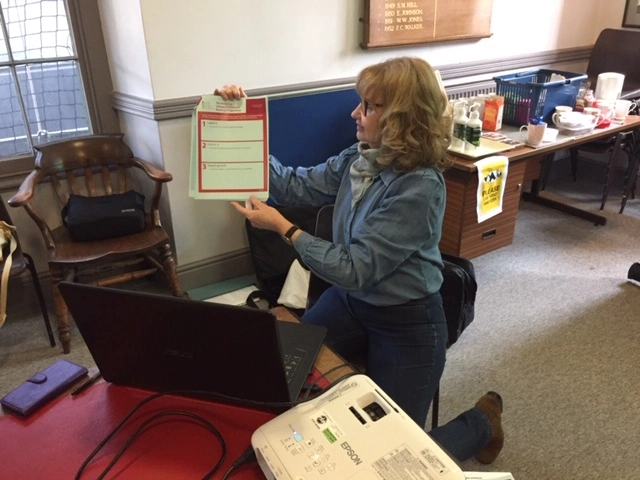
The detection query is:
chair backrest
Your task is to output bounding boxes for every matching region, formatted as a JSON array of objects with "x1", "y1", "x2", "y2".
[
  {"x1": 9, "y1": 134, "x2": 172, "y2": 250},
  {"x1": 587, "y1": 29, "x2": 640, "y2": 96},
  {"x1": 33, "y1": 134, "x2": 139, "y2": 208},
  {"x1": 305, "y1": 204, "x2": 334, "y2": 311}
]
